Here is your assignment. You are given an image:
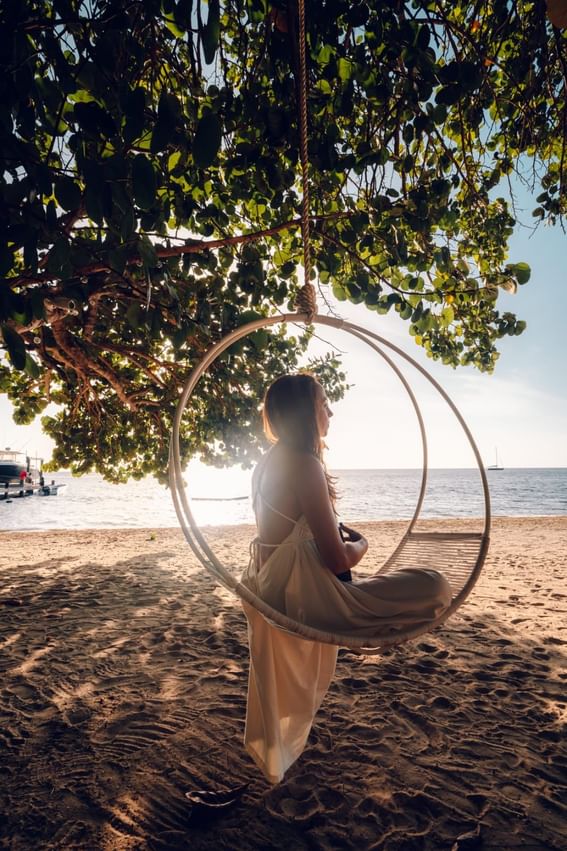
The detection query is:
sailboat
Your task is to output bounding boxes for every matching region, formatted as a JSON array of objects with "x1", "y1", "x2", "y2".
[{"x1": 487, "y1": 447, "x2": 504, "y2": 471}]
